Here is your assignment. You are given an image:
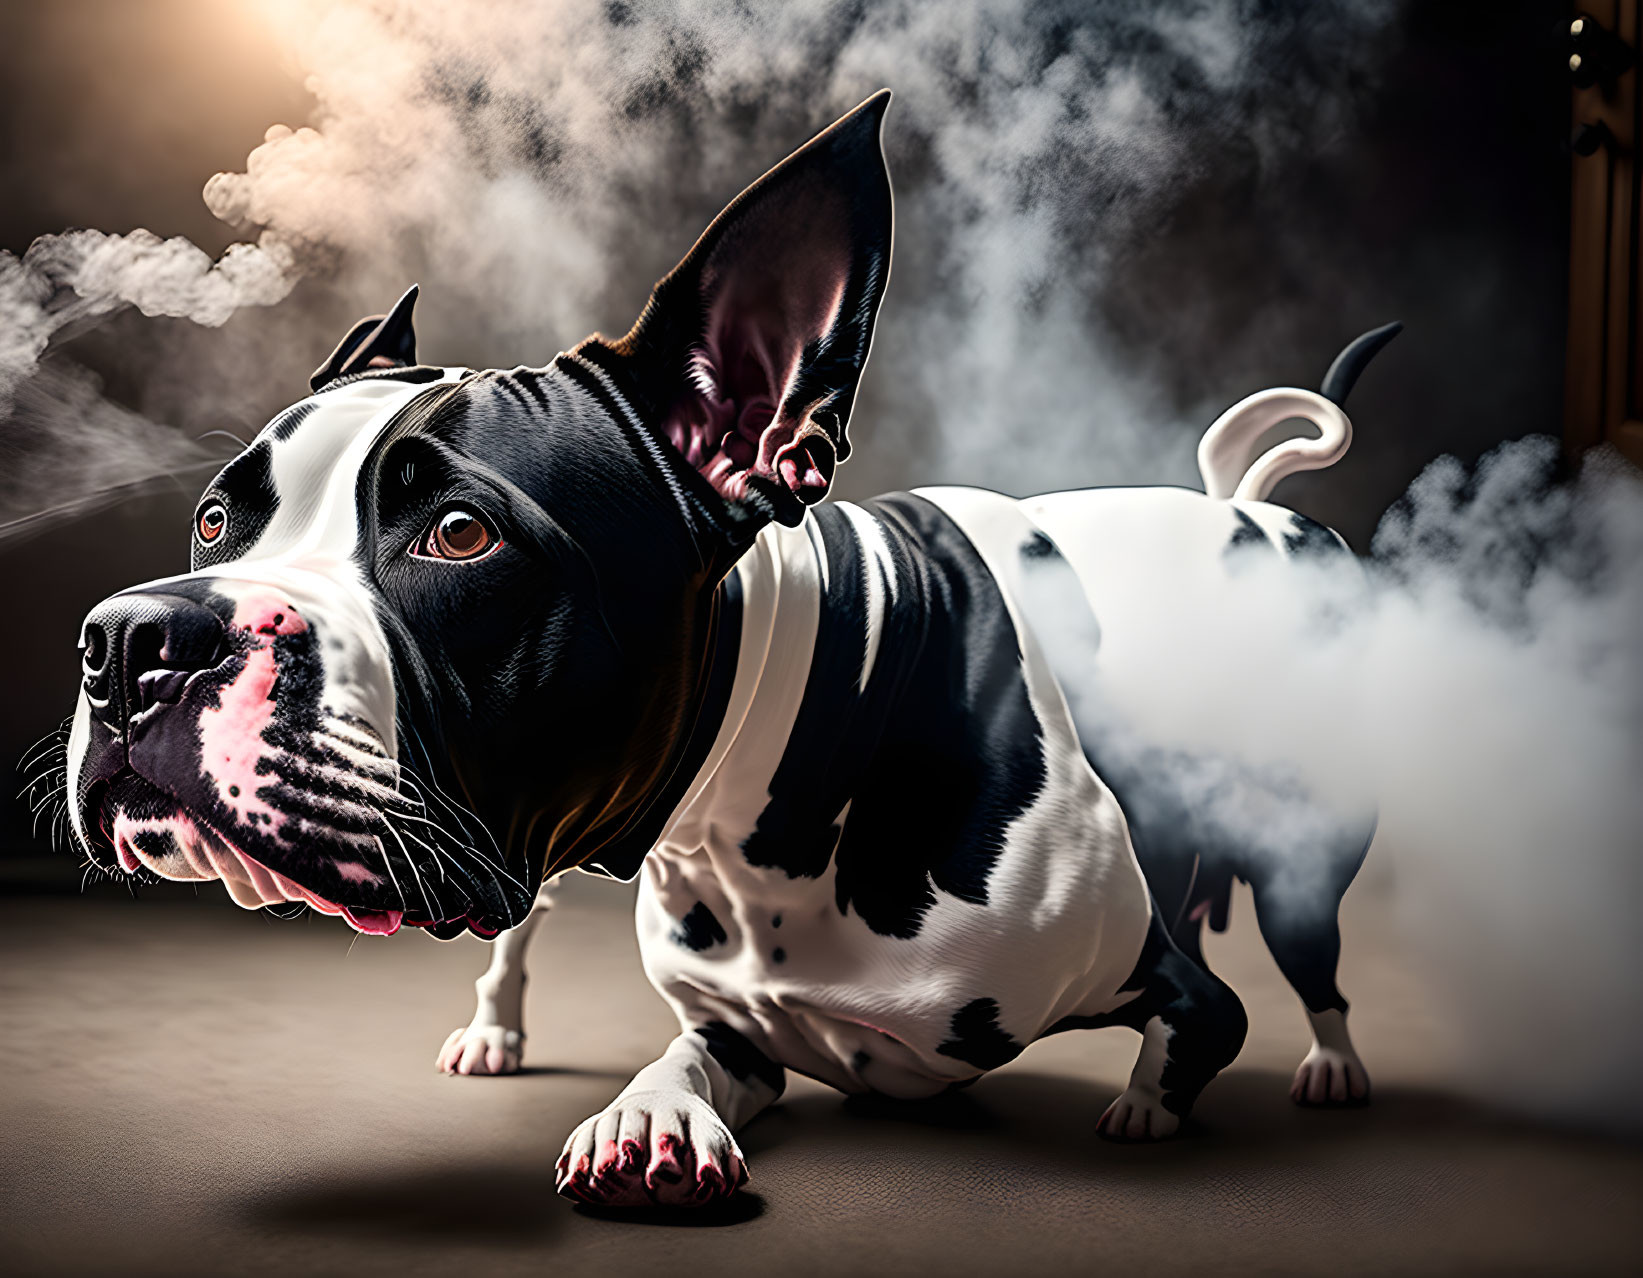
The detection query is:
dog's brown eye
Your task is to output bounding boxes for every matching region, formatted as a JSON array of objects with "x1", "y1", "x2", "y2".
[
  {"x1": 412, "y1": 506, "x2": 500, "y2": 562},
  {"x1": 196, "y1": 501, "x2": 227, "y2": 544}
]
